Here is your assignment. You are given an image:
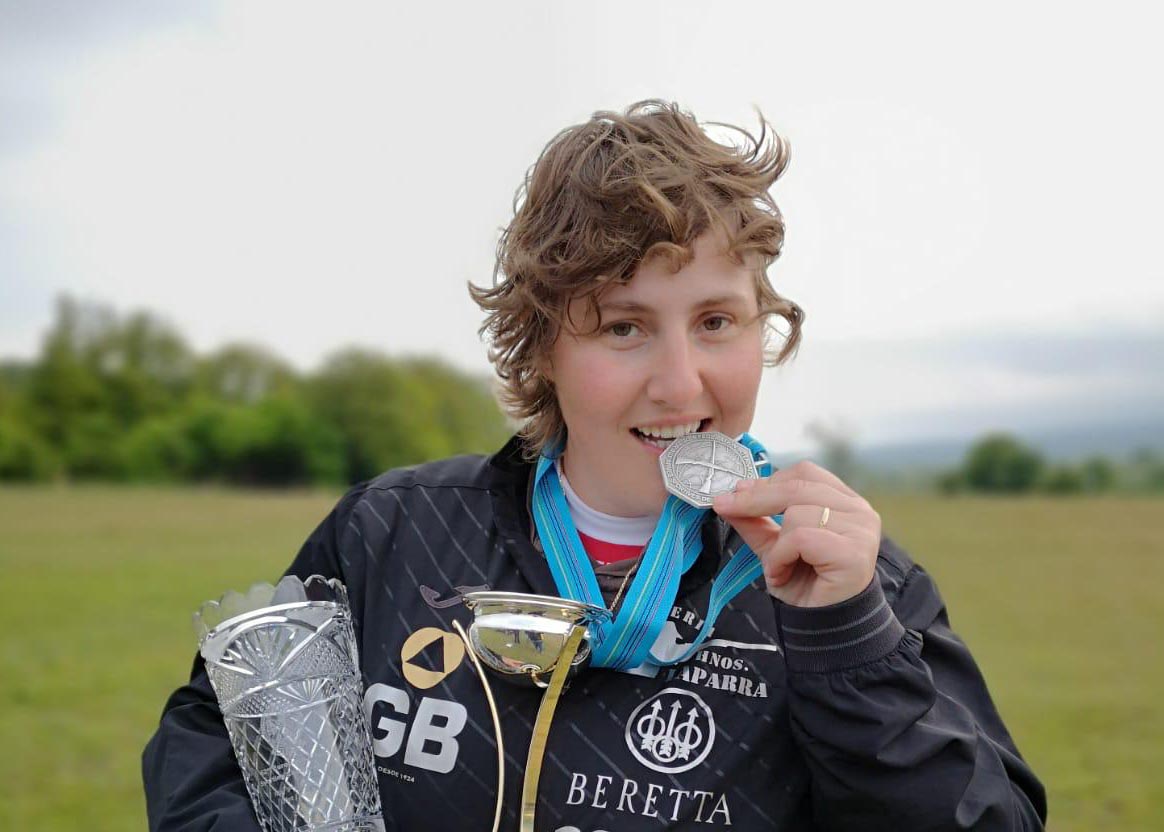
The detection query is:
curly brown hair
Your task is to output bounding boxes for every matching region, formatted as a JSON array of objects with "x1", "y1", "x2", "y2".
[{"x1": 469, "y1": 100, "x2": 804, "y2": 456}]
